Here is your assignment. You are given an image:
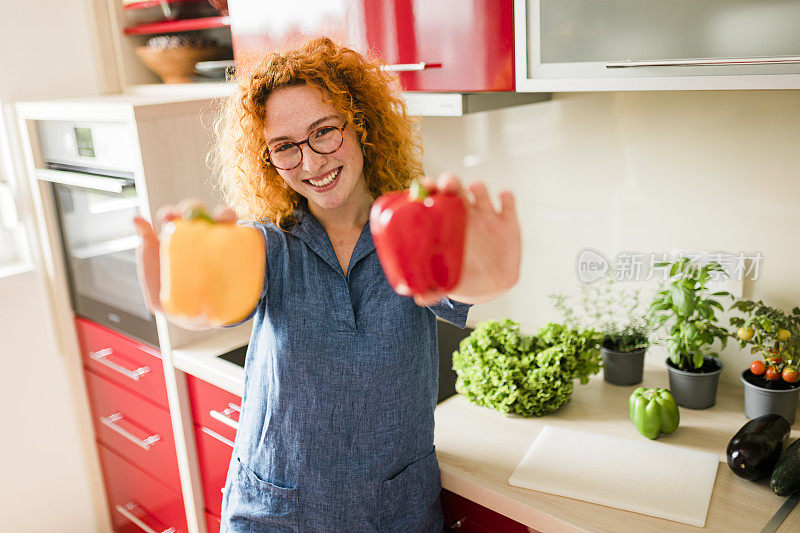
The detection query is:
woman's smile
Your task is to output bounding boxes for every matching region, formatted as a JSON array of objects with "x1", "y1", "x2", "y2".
[{"x1": 304, "y1": 166, "x2": 342, "y2": 191}]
